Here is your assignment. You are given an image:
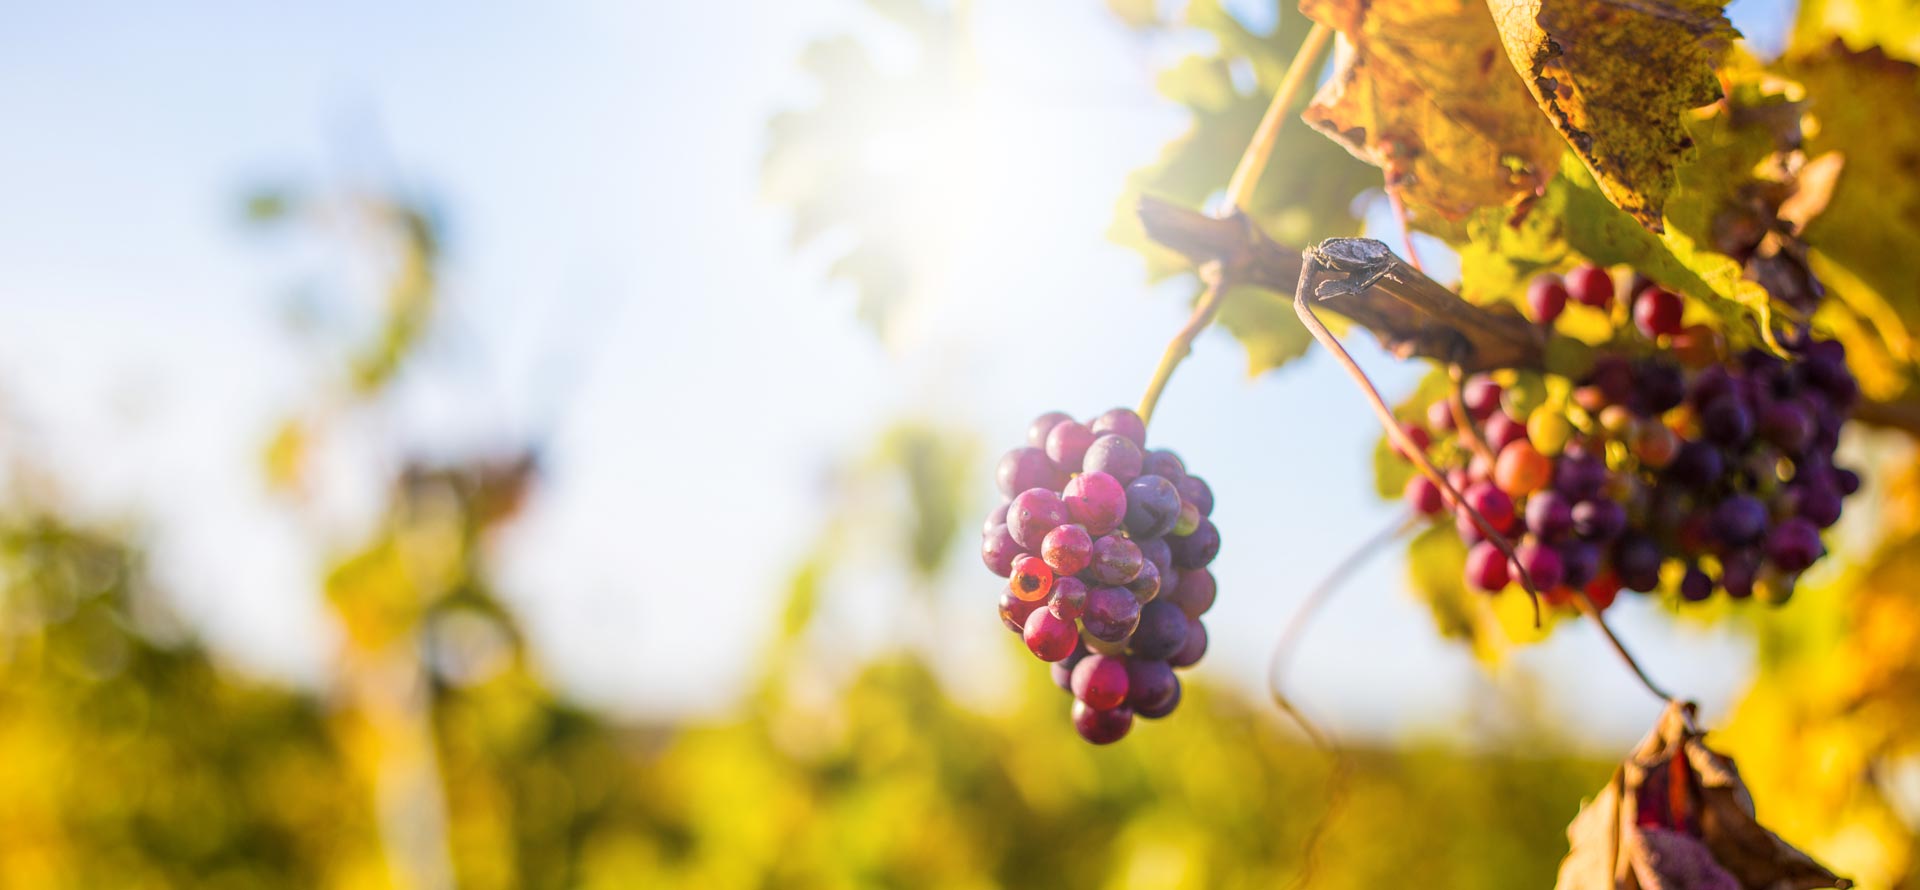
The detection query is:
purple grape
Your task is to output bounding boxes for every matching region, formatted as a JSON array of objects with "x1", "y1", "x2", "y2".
[
  {"x1": 1796, "y1": 483, "x2": 1843, "y2": 528},
  {"x1": 1720, "y1": 550, "x2": 1758, "y2": 599},
  {"x1": 1072, "y1": 700, "x2": 1133, "y2": 744},
  {"x1": 1485, "y1": 413, "x2": 1526, "y2": 453},
  {"x1": 1678, "y1": 565, "x2": 1712, "y2": 602},
  {"x1": 1169, "y1": 615, "x2": 1207, "y2": 668},
  {"x1": 982, "y1": 523, "x2": 1020, "y2": 577},
  {"x1": 1023, "y1": 608, "x2": 1079, "y2": 662},
  {"x1": 1560, "y1": 541, "x2": 1600, "y2": 589},
  {"x1": 1084, "y1": 434, "x2": 1144, "y2": 485},
  {"x1": 1464, "y1": 376, "x2": 1502, "y2": 420},
  {"x1": 1515, "y1": 537, "x2": 1564, "y2": 591},
  {"x1": 1129, "y1": 599, "x2": 1190, "y2": 661},
  {"x1": 1062, "y1": 472, "x2": 1127, "y2": 536},
  {"x1": 1045, "y1": 421, "x2": 1096, "y2": 472},
  {"x1": 1126, "y1": 658, "x2": 1179, "y2": 710},
  {"x1": 1083, "y1": 586, "x2": 1142, "y2": 642},
  {"x1": 983, "y1": 501, "x2": 1009, "y2": 535},
  {"x1": 1766, "y1": 517, "x2": 1823, "y2": 573},
  {"x1": 1702, "y1": 396, "x2": 1754, "y2": 447},
  {"x1": 1615, "y1": 534, "x2": 1662, "y2": 592},
  {"x1": 1008, "y1": 488, "x2": 1071, "y2": 550},
  {"x1": 1177, "y1": 476, "x2": 1214, "y2": 517},
  {"x1": 1571, "y1": 498, "x2": 1627, "y2": 541},
  {"x1": 1465, "y1": 540, "x2": 1509, "y2": 591},
  {"x1": 1666, "y1": 442, "x2": 1724, "y2": 490},
  {"x1": 1463, "y1": 482, "x2": 1515, "y2": 529},
  {"x1": 1136, "y1": 677, "x2": 1181, "y2": 719},
  {"x1": 1525, "y1": 490, "x2": 1575, "y2": 541},
  {"x1": 996, "y1": 447, "x2": 1061, "y2": 498},
  {"x1": 1168, "y1": 518, "x2": 1220, "y2": 569},
  {"x1": 1122, "y1": 475, "x2": 1182, "y2": 539},
  {"x1": 1071, "y1": 654, "x2": 1131, "y2": 709},
  {"x1": 1836, "y1": 467, "x2": 1861, "y2": 496},
  {"x1": 1759, "y1": 401, "x2": 1814, "y2": 453},
  {"x1": 1049, "y1": 576, "x2": 1089, "y2": 620},
  {"x1": 1168, "y1": 568, "x2": 1215, "y2": 617},
  {"x1": 1027, "y1": 411, "x2": 1073, "y2": 447},
  {"x1": 1126, "y1": 560, "x2": 1162, "y2": 603},
  {"x1": 1141, "y1": 450, "x2": 1187, "y2": 482},
  {"x1": 1555, "y1": 451, "x2": 1609, "y2": 500},
  {"x1": 1587, "y1": 357, "x2": 1634, "y2": 405},
  {"x1": 1712, "y1": 494, "x2": 1769, "y2": 546},
  {"x1": 1041, "y1": 523, "x2": 1093, "y2": 576},
  {"x1": 1091, "y1": 408, "x2": 1147, "y2": 448},
  {"x1": 1138, "y1": 536, "x2": 1173, "y2": 580},
  {"x1": 1633, "y1": 360, "x2": 1686, "y2": 415},
  {"x1": 1089, "y1": 534, "x2": 1144, "y2": 585},
  {"x1": 1405, "y1": 474, "x2": 1445, "y2": 515}
]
